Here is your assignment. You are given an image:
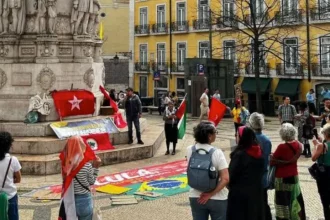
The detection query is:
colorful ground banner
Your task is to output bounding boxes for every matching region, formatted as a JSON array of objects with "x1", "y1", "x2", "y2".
[{"x1": 50, "y1": 118, "x2": 119, "y2": 139}]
